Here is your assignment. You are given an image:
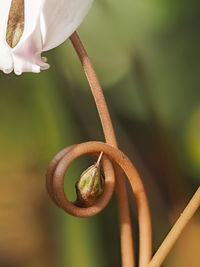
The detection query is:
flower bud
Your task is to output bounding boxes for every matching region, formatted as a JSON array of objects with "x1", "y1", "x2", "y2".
[
  {"x1": 6, "y1": 0, "x2": 24, "y2": 48},
  {"x1": 75, "y1": 164, "x2": 105, "y2": 207}
]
